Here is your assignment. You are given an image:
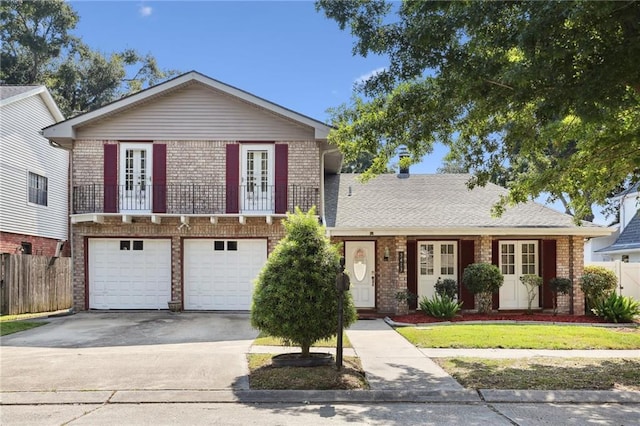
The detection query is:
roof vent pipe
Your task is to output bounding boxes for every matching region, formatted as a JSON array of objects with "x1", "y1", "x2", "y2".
[{"x1": 398, "y1": 147, "x2": 410, "y2": 178}]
